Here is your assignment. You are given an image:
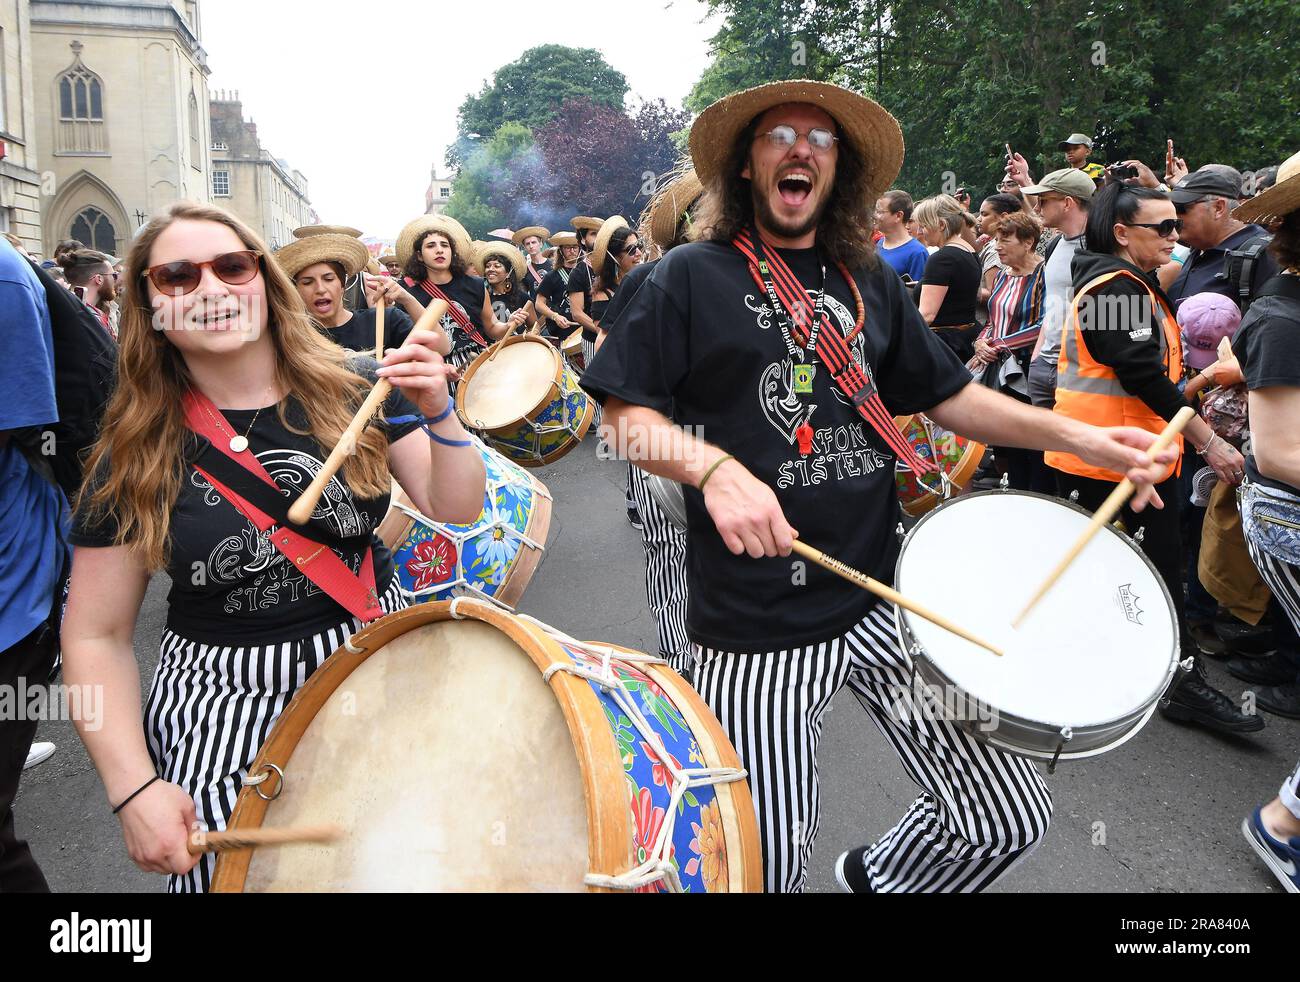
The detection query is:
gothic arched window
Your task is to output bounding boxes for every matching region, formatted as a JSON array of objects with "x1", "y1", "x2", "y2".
[{"x1": 70, "y1": 207, "x2": 117, "y2": 255}]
